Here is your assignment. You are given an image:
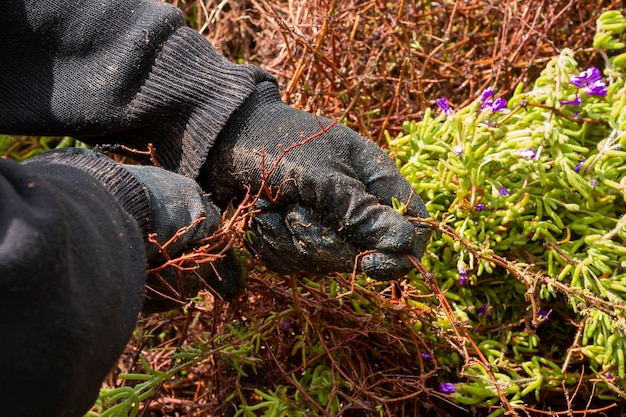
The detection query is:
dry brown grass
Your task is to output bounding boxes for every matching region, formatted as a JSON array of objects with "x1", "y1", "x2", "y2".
[{"x1": 191, "y1": 0, "x2": 619, "y2": 143}]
